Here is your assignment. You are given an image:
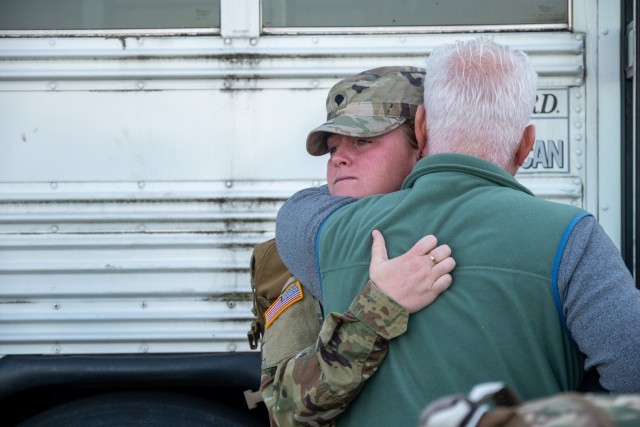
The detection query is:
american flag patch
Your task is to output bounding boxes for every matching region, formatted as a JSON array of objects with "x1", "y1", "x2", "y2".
[{"x1": 265, "y1": 280, "x2": 304, "y2": 329}]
